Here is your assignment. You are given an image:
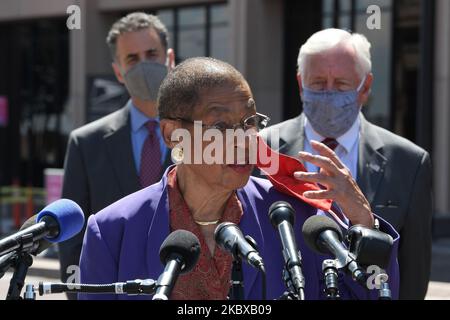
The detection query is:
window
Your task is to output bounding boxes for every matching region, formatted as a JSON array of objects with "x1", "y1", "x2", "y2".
[
  {"x1": 178, "y1": 7, "x2": 206, "y2": 59},
  {"x1": 157, "y1": 3, "x2": 230, "y2": 64},
  {"x1": 354, "y1": 0, "x2": 393, "y2": 129},
  {"x1": 321, "y1": 0, "x2": 393, "y2": 129},
  {"x1": 210, "y1": 4, "x2": 230, "y2": 62}
]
